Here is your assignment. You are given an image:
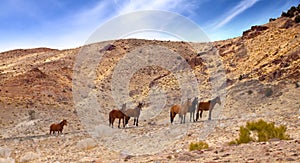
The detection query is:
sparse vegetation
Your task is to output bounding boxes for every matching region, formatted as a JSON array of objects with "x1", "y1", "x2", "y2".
[
  {"x1": 281, "y1": 5, "x2": 300, "y2": 23},
  {"x1": 269, "y1": 18, "x2": 276, "y2": 22},
  {"x1": 229, "y1": 119, "x2": 290, "y2": 145},
  {"x1": 239, "y1": 74, "x2": 244, "y2": 80},
  {"x1": 295, "y1": 15, "x2": 300, "y2": 23},
  {"x1": 28, "y1": 110, "x2": 36, "y2": 120},
  {"x1": 295, "y1": 81, "x2": 300, "y2": 88},
  {"x1": 264, "y1": 87, "x2": 273, "y2": 97},
  {"x1": 247, "y1": 90, "x2": 253, "y2": 95},
  {"x1": 189, "y1": 141, "x2": 209, "y2": 151}
]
